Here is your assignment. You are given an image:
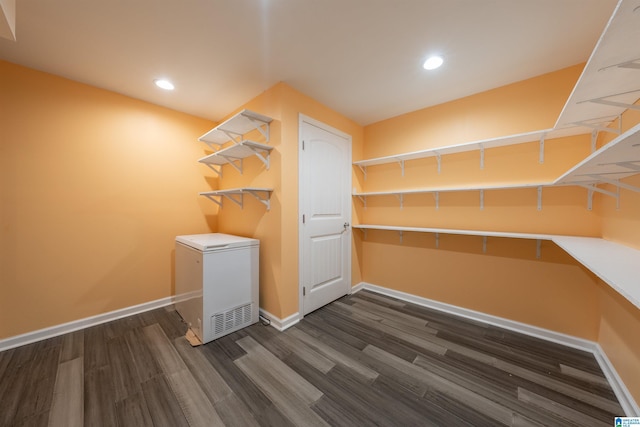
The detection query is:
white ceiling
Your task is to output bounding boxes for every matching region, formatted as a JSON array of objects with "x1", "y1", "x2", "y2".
[{"x1": 0, "y1": 0, "x2": 620, "y2": 125}]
